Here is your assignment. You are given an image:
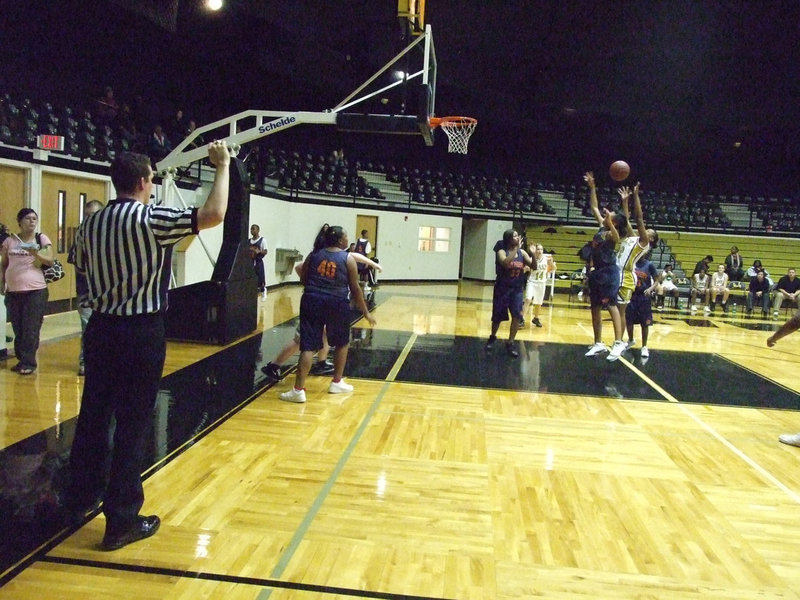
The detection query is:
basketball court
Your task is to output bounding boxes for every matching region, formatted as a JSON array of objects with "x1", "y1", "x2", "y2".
[
  {"x1": 2, "y1": 2, "x2": 800, "y2": 598},
  {"x1": 3, "y1": 284, "x2": 800, "y2": 598}
]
